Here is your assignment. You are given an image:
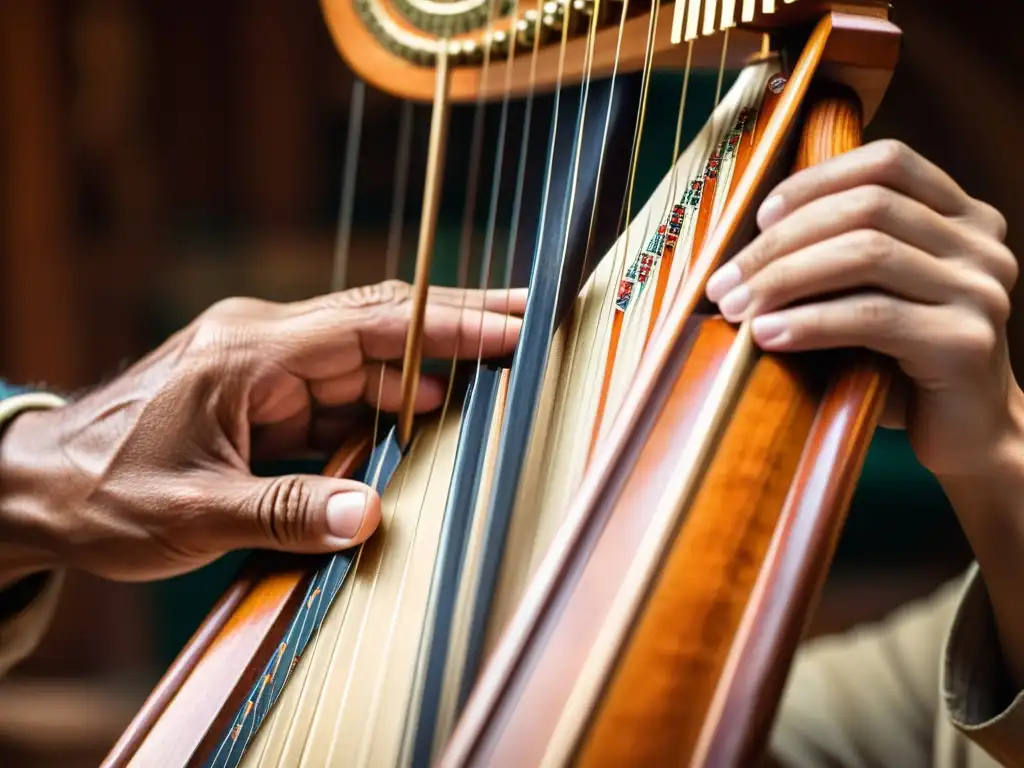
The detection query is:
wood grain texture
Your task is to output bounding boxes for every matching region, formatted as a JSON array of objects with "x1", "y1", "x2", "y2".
[
  {"x1": 441, "y1": 12, "x2": 900, "y2": 768},
  {"x1": 440, "y1": 16, "x2": 832, "y2": 764},
  {"x1": 318, "y1": 0, "x2": 894, "y2": 104},
  {"x1": 574, "y1": 92, "x2": 885, "y2": 767},
  {"x1": 467, "y1": 318, "x2": 725, "y2": 764},
  {"x1": 319, "y1": 0, "x2": 763, "y2": 103},
  {"x1": 693, "y1": 95, "x2": 891, "y2": 767},
  {"x1": 103, "y1": 430, "x2": 374, "y2": 768},
  {"x1": 574, "y1": 332, "x2": 820, "y2": 764}
]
